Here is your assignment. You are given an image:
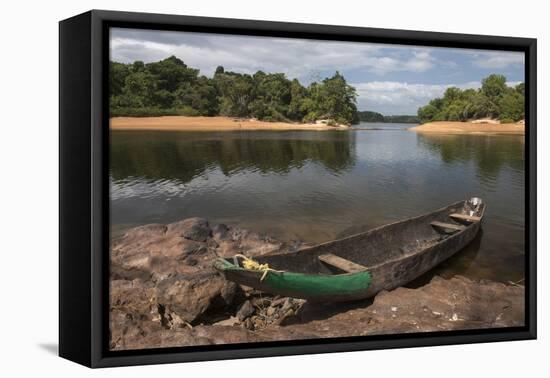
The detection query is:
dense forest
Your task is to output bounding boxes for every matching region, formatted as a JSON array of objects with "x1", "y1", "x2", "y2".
[
  {"x1": 110, "y1": 56, "x2": 359, "y2": 125},
  {"x1": 357, "y1": 111, "x2": 419, "y2": 123},
  {"x1": 417, "y1": 74, "x2": 525, "y2": 124}
]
